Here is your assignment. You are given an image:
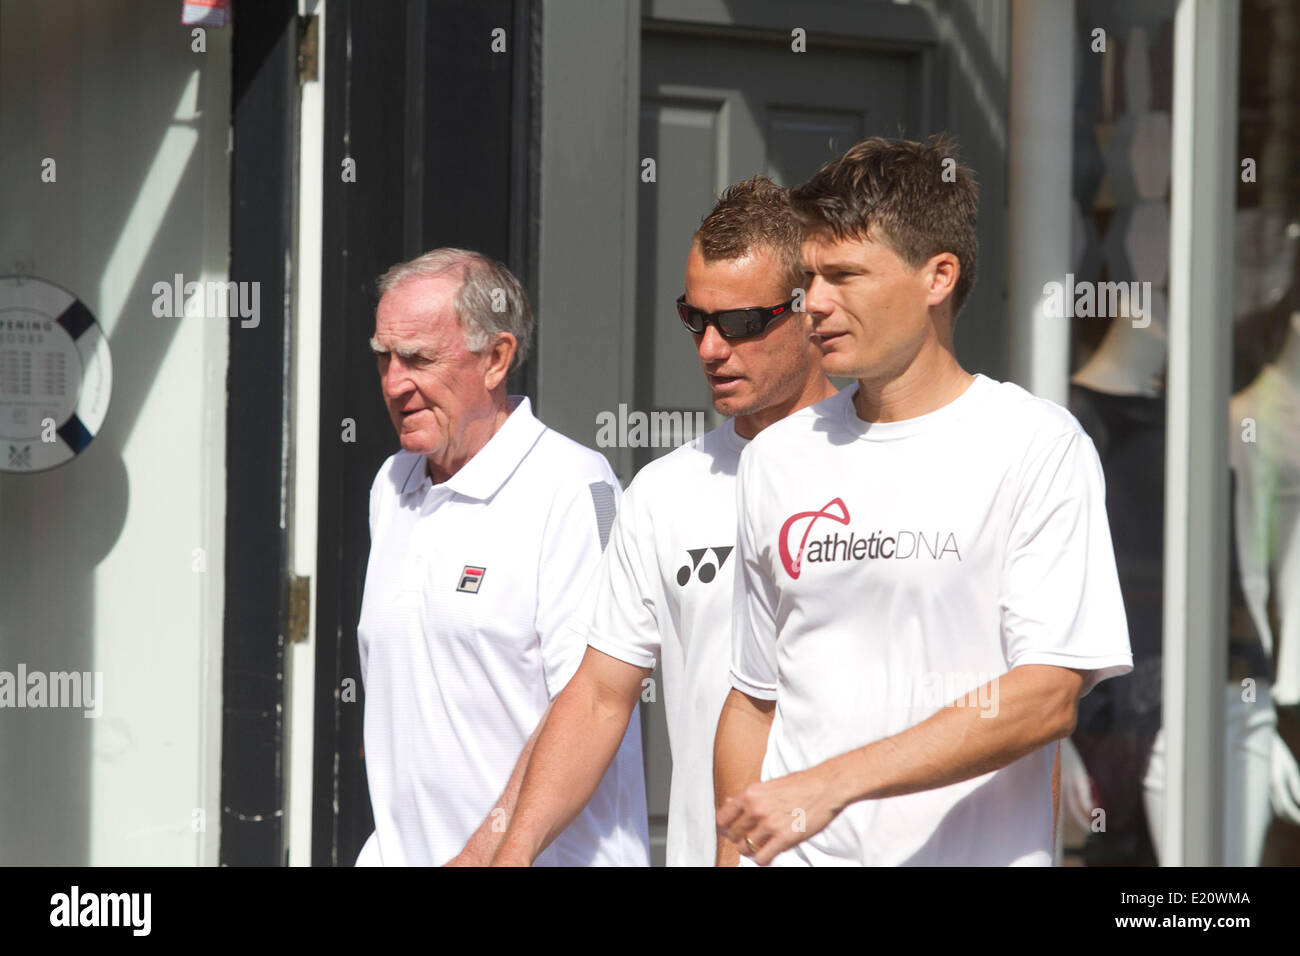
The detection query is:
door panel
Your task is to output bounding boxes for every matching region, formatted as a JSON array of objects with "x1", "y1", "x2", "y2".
[{"x1": 766, "y1": 106, "x2": 865, "y2": 184}]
